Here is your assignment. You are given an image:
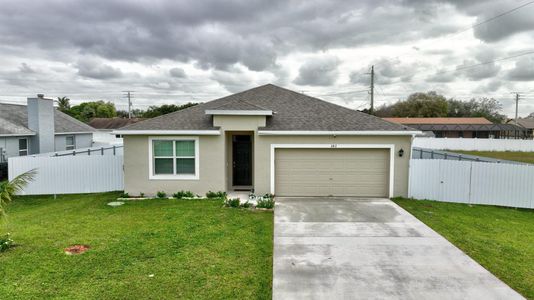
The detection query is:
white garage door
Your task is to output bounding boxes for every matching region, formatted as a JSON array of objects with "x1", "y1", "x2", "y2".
[{"x1": 275, "y1": 148, "x2": 390, "y2": 197}]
